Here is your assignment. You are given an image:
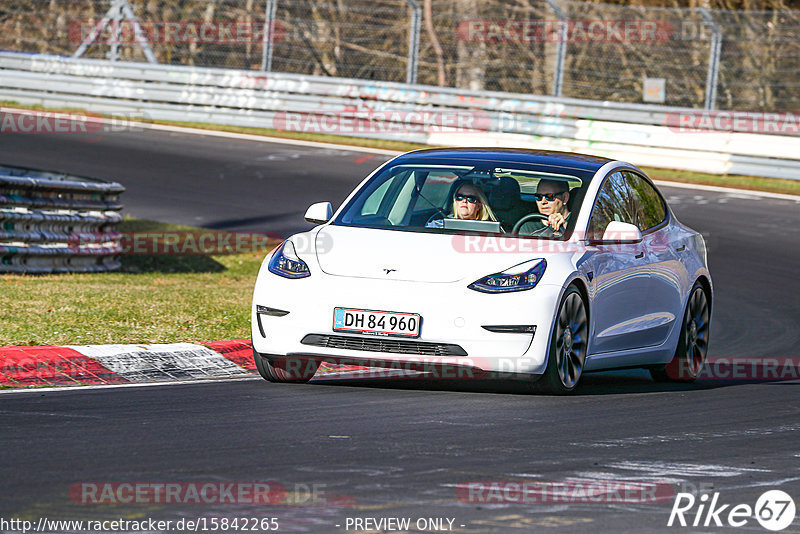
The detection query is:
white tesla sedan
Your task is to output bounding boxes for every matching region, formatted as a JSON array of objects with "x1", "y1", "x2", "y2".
[{"x1": 251, "y1": 148, "x2": 712, "y2": 393}]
